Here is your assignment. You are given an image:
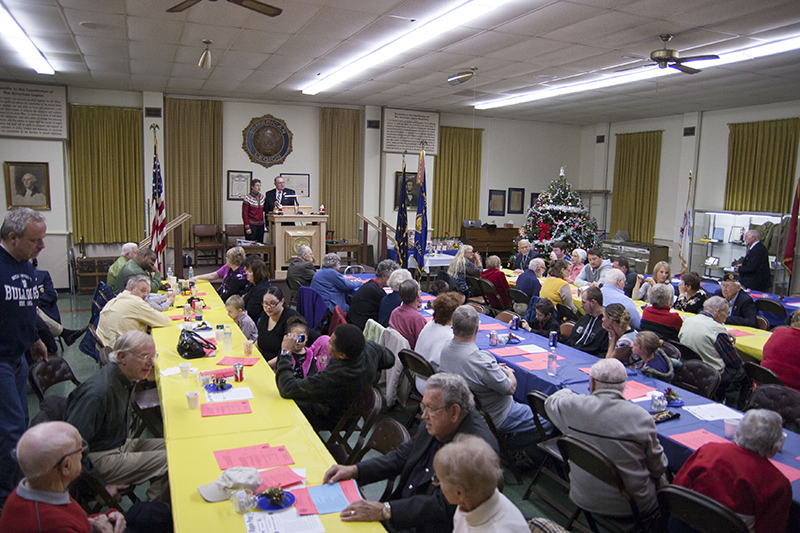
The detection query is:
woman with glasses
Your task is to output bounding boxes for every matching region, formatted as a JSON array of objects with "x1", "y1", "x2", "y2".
[{"x1": 257, "y1": 286, "x2": 300, "y2": 363}]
